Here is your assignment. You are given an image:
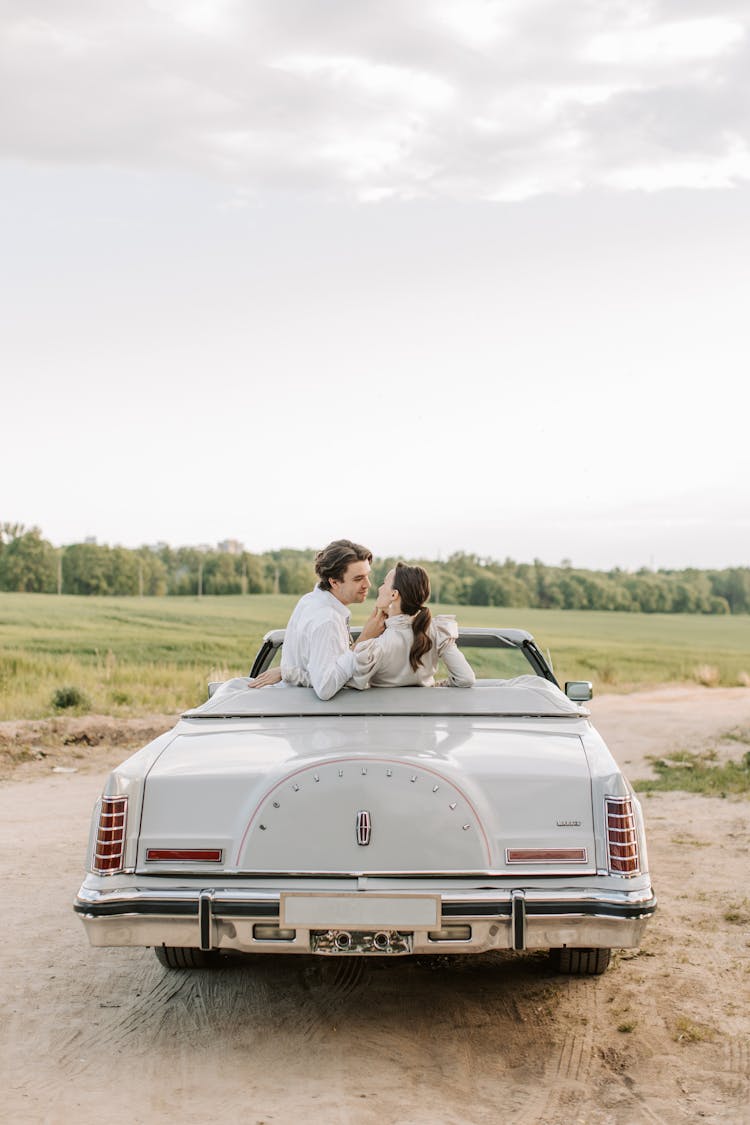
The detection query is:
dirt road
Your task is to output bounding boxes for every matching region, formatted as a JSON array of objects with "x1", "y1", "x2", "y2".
[{"x1": 1, "y1": 688, "x2": 749, "y2": 1124}]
